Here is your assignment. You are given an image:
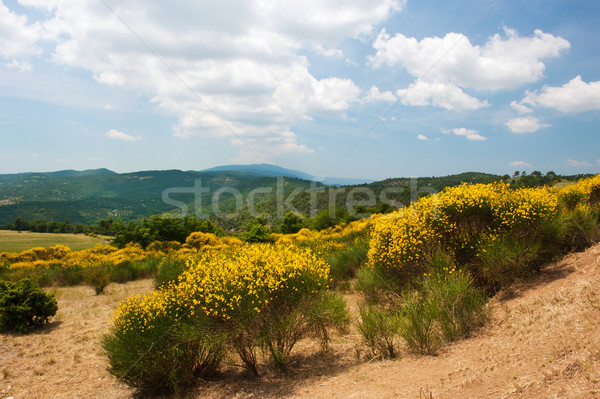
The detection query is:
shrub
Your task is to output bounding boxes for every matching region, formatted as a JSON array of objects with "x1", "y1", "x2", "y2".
[
  {"x1": 328, "y1": 239, "x2": 368, "y2": 287},
  {"x1": 0, "y1": 278, "x2": 58, "y2": 333},
  {"x1": 563, "y1": 206, "x2": 600, "y2": 251},
  {"x1": 368, "y1": 183, "x2": 559, "y2": 285},
  {"x1": 154, "y1": 257, "x2": 188, "y2": 289},
  {"x1": 82, "y1": 266, "x2": 111, "y2": 295},
  {"x1": 102, "y1": 308, "x2": 225, "y2": 394},
  {"x1": 104, "y1": 244, "x2": 347, "y2": 392},
  {"x1": 477, "y1": 235, "x2": 541, "y2": 291},
  {"x1": 398, "y1": 292, "x2": 441, "y2": 355},
  {"x1": 357, "y1": 304, "x2": 402, "y2": 359},
  {"x1": 355, "y1": 267, "x2": 398, "y2": 305},
  {"x1": 422, "y1": 254, "x2": 487, "y2": 341}
]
